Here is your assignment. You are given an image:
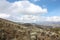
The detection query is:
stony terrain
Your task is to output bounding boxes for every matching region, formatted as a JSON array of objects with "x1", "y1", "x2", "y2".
[{"x1": 0, "y1": 18, "x2": 60, "y2": 40}]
